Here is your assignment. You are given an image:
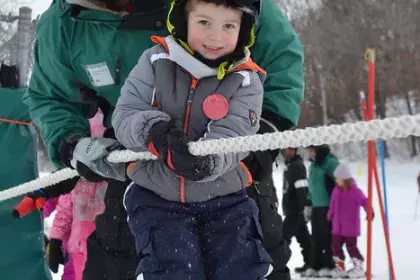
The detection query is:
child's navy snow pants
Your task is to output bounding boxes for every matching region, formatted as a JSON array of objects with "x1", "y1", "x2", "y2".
[{"x1": 124, "y1": 184, "x2": 272, "y2": 280}]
